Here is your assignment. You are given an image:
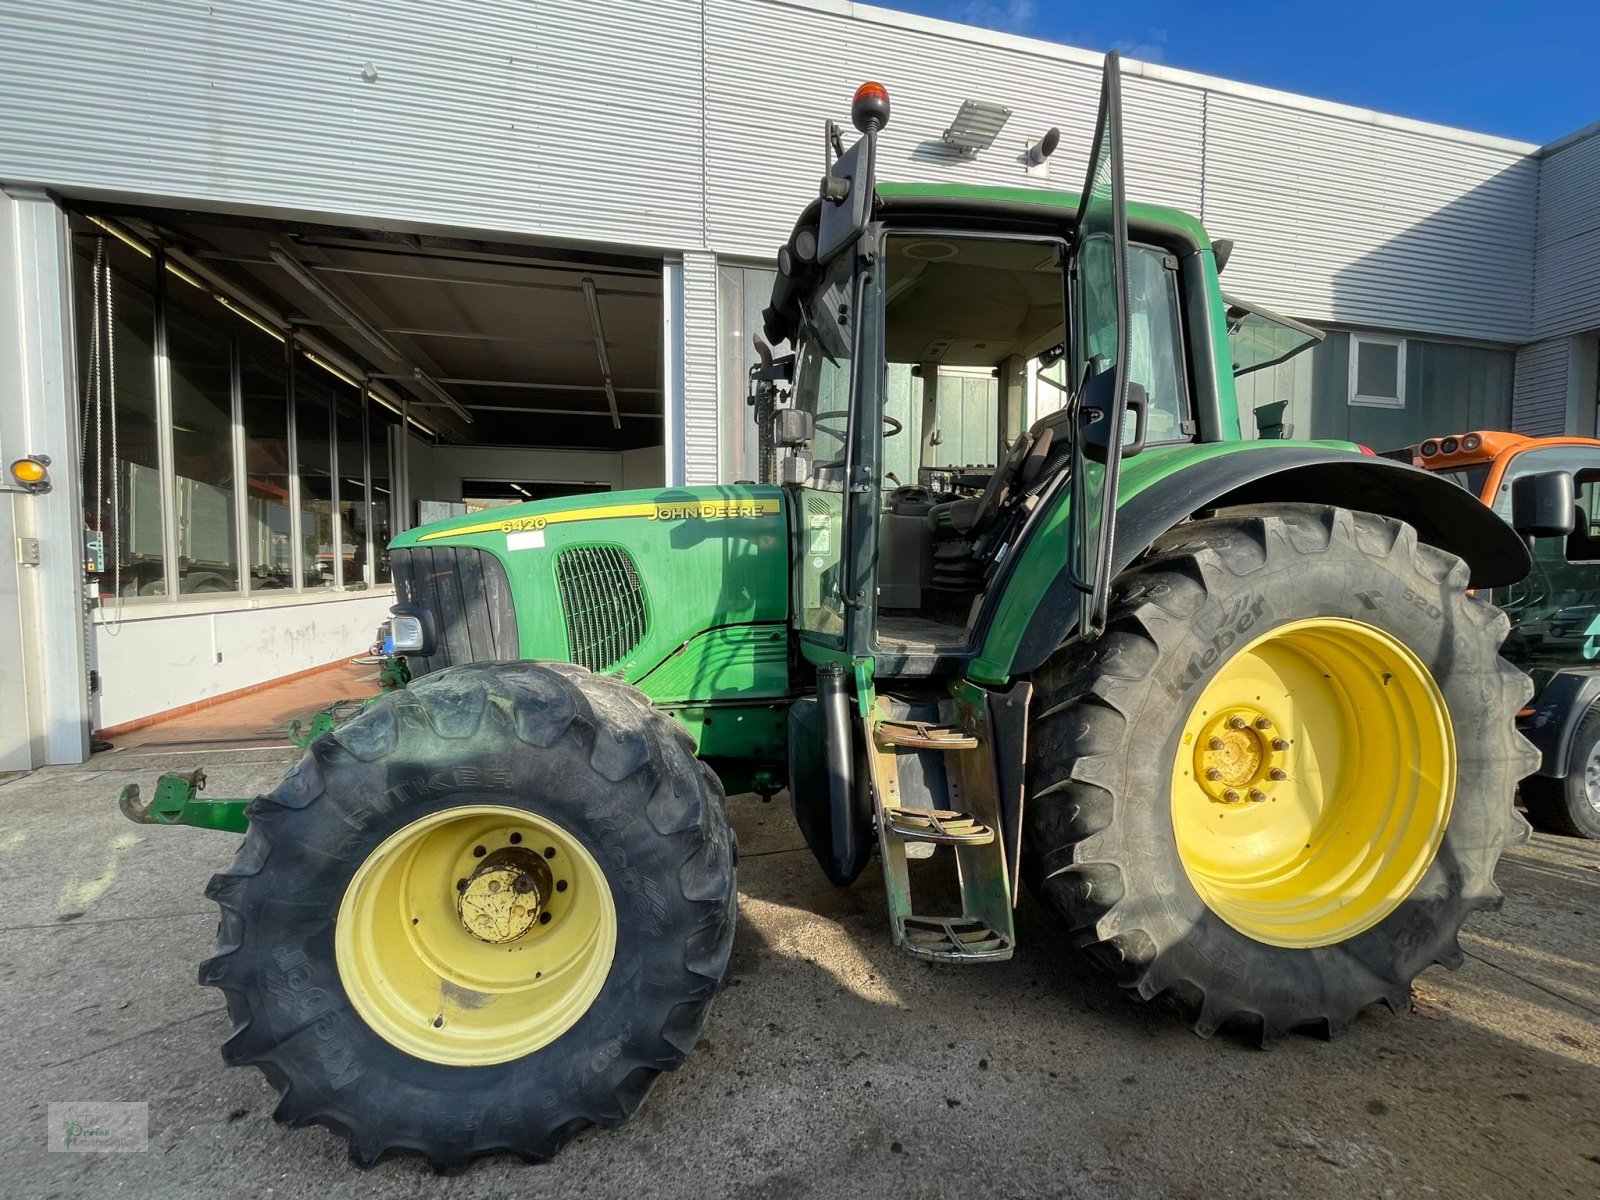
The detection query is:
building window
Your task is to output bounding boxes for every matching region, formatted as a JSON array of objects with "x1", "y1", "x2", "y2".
[
  {"x1": 166, "y1": 300, "x2": 242, "y2": 594},
  {"x1": 1349, "y1": 334, "x2": 1406, "y2": 408},
  {"x1": 72, "y1": 214, "x2": 399, "y2": 606},
  {"x1": 241, "y1": 342, "x2": 294, "y2": 589},
  {"x1": 76, "y1": 232, "x2": 165, "y2": 601},
  {"x1": 717, "y1": 262, "x2": 788, "y2": 483},
  {"x1": 293, "y1": 360, "x2": 338, "y2": 590},
  {"x1": 369, "y1": 414, "x2": 393, "y2": 584},
  {"x1": 335, "y1": 388, "x2": 367, "y2": 588}
]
